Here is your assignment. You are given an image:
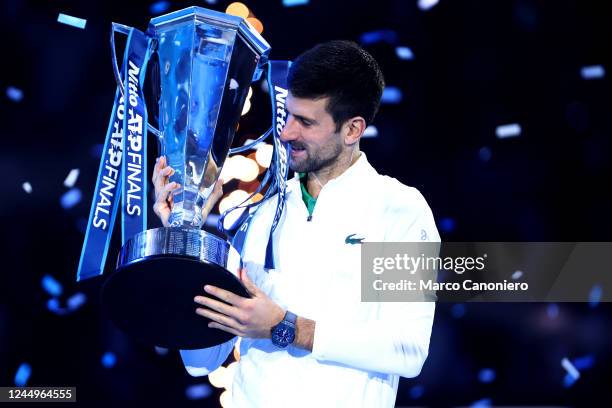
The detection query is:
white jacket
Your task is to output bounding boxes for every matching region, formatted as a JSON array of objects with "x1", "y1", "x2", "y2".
[{"x1": 181, "y1": 153, "x2": 439, "y2": 407}]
